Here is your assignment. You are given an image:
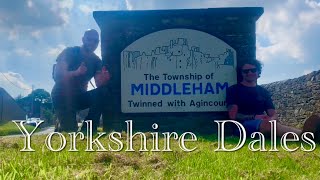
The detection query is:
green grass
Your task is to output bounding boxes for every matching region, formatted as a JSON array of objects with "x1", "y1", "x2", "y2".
[
  {"x1": 0, "y1": 121, "x2": 36, "y2": 136},
  {"x1": 1, "y1": 133, "x2": 320, "y2": 179}
]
